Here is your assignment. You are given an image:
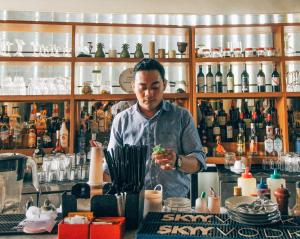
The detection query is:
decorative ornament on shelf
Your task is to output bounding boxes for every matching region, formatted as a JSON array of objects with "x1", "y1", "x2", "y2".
[
  {"x1": 134, "y1": 43, "x2": 144, "y2": 58},
  {"x1": 120, "y1": 43, "x2": 130, "y2": 58},
  {"x1": 95, "y1": 42, "x2": 105, "y2": 58}
]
